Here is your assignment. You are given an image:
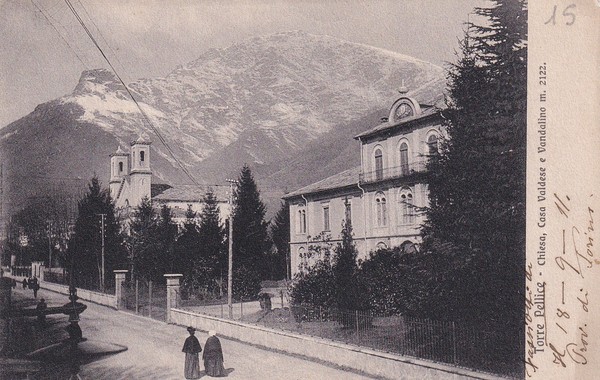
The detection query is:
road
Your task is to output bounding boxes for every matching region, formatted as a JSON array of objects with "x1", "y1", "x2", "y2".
[{"x1": 13, "y1": 287, "x2": 379, "y2": 380}]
